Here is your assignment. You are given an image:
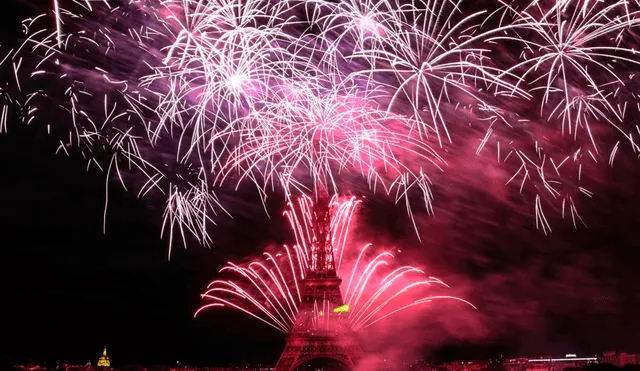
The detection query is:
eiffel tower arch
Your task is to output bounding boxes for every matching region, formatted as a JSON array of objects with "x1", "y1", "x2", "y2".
[
  {"x1": 275, "y1": 331, "x2": 361, "y2": 370},
  {"x1": 273, "y1": 193, "x2": 363, "y2": 371},
  {"x1": 293, "y1": 357, "x2": 353, "y2": 371},
  {"x1": 273, "y1": 277, "x2": 364, "y2": 371}
]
